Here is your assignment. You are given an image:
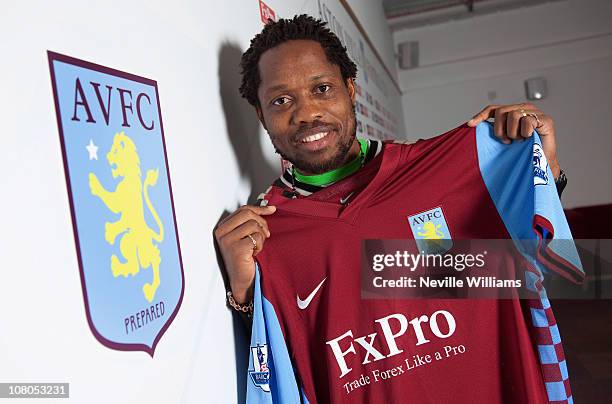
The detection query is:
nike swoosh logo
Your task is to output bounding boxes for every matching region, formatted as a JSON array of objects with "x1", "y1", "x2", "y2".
[
  {"x1": 297, "y1": 278, "x2": 327, "y2": 310},
  {"x1": 340, "y1": 192, "x2": 355, "y2": 205}
]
